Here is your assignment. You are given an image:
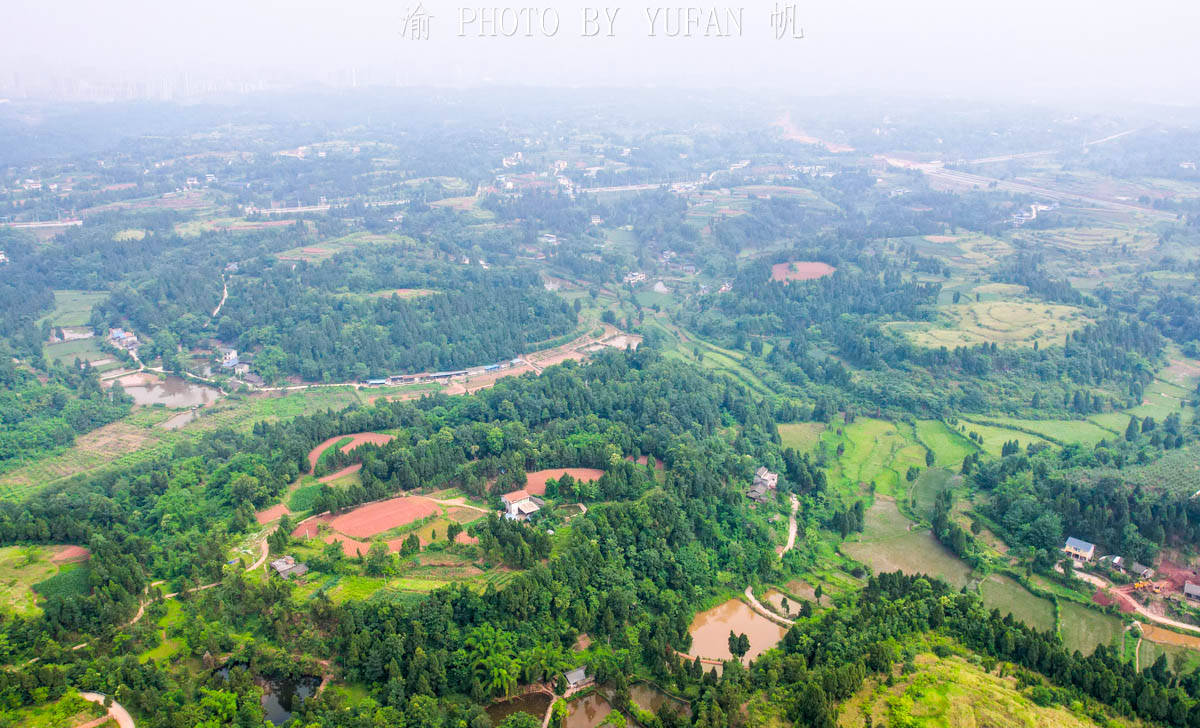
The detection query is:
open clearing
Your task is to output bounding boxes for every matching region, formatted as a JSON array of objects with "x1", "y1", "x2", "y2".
[
  {"x1": 1059, "y1": 601, "x2": 1124, "y2": 656},
  {"x1": 903, "y1": 300, "x2": 1090, "y2": 349},
  {"x1": 822, "y1": 419, "x2": 928, "y2": 499},
  {"x1": 307, "y1": 432, "x2": 394, "y2": 470},
  {"x1": 956, "y1": 419, "x2": 1055, "y2": 457},
  {"x1": 778, "y1": 422, "x2": 825, "y2": 453},
  {"x1": 915, "y1": 420, "x2": 977, "y2": 467},
  {"x1": 522, "y1": 467, "x2": 605, "y2": 496},
  {"x1": 841, "y1": 498, "x2": 972, "y2": 589},
  {"x1": 316, "y1": 496, "x2": 440, "y2": 539},
  {"x1": 37, "y1": 290, "x2": 107, "y2": 327},
  {"x1": 837, "y1": 653, "x2": 1108, "y2": 728},
  {"x1": 770, "y1": 261, "x2": 836, "y2": 282},
  {"x1": 979, "y1": 574, "x2": 1055, "y2": 632},
  {"x1": 971, "y1": 416, "x2": 1115, "y2": 446},
  {"x1": 0, "y1": 545, "x2": 87, "y2": 615}
]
